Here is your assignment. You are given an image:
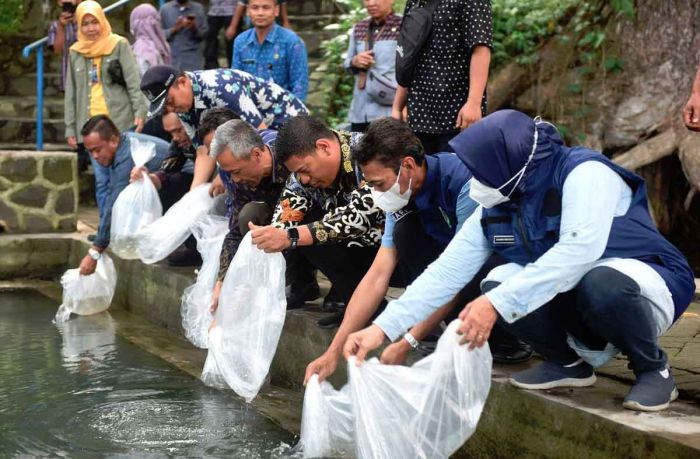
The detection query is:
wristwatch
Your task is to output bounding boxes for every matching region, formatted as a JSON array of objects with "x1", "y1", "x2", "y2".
[
  {"x1": 88, "y1": 248, "x2": 102, "y2": 261},
  {"x1": 287, "y1": 228, "x2": 299, "y2": 250},
  {"x1": 403, "y1": 332, "x2": 419, "y2": 350}
]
